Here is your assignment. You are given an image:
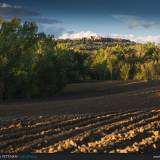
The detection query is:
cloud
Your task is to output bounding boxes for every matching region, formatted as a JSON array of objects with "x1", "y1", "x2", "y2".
[
  {"x1": 23, "y1": 17, "x2": 62, "y2": 25},
  {"x1": 59, "y1": 30, "x2": 160, "y2": 44},
  {"x1": 32, "y1": 17, "x2": 62, "y2": 24},
  {"x1": 0, "y1": 3, "x2": 62, "y2": 25},
  {"x1": 109, "y1": 34, "x2": 160, "y2": 44},
  {"x1": 38, "y1": 24, "x2": 65, "y2": 37},
  {"x1": 0, "y1": 2, "x2": 63, "y2": 37},
  {"x1": 67, "y1": 31, "x2": 75, "y2": 34},
  {"x1": 0, "y1": 3, "x2": 21, "y2": 9},
  {"x1": 112, "y1": 14, "x2": 160, "y2": 29},
  {"x1": 0, "y1": 3, "x2": 40, "y2": 17},
  {"x1": 59, "y1": 31, "x2": 101, "y2": 39}
]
